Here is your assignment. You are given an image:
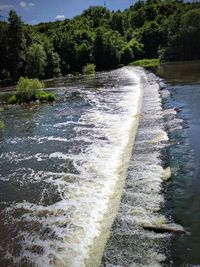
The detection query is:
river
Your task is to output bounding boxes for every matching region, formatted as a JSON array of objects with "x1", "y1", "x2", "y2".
[
  {"x1": 0, "y1": 62, "x2": 200, "y2": 266},
  {"x1": 157, "y1": 61, "x2": 200, "y2": 266}
]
